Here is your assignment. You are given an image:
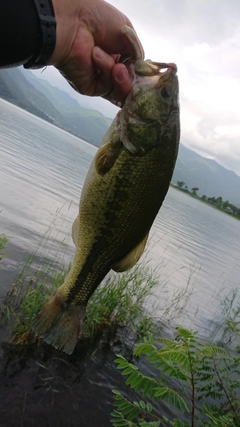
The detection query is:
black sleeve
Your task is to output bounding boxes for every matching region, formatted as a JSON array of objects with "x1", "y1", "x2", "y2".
[{"x1": 0, "y1": 0, "x2": 40, "y2": 68}]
